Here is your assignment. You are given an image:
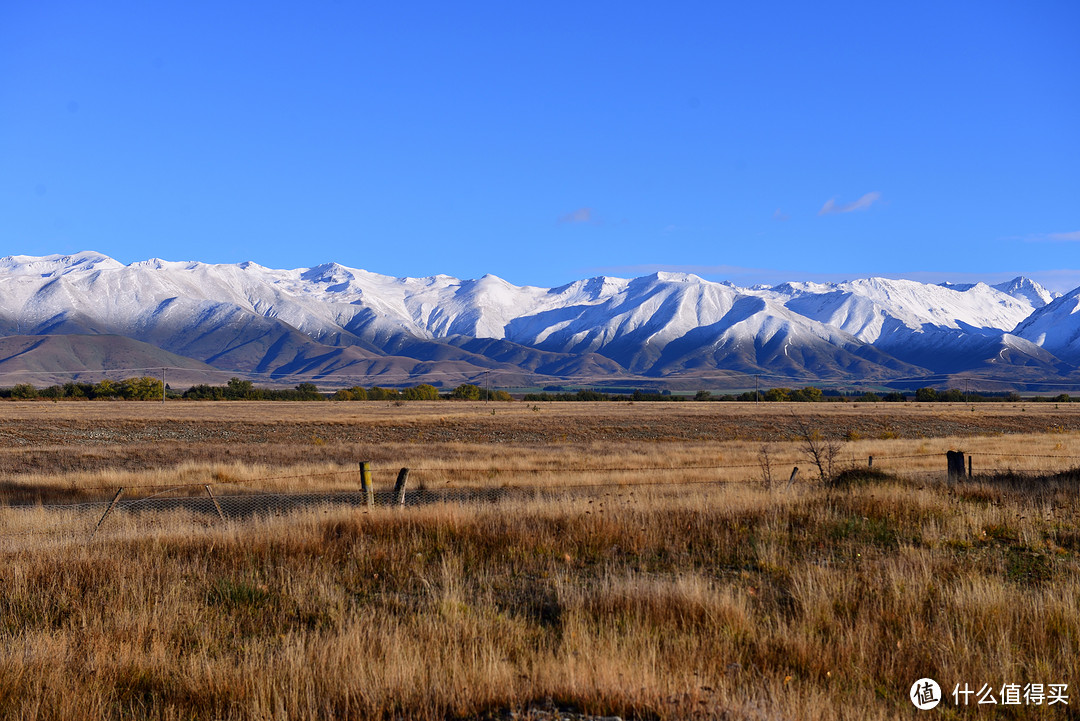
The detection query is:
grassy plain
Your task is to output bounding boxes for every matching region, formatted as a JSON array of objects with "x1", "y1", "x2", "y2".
[{"x1": 0, "y1": 400, "x2": 1079, "y2": 719}]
